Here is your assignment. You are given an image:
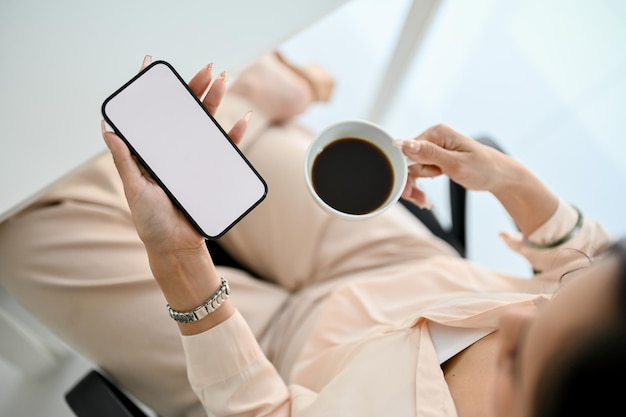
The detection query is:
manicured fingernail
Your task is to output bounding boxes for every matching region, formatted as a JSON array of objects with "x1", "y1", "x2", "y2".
[
  {"x1": 243, "y1": 110, "x2": 253, "y2": 122},
  {"x1": 219, "y1": 71, "x2": 228, "y2": 82},
  {"x1": 392, "y1": 139, "x2": 420, "y2": 154},
  {"x1": 141, "y1": 55, "x2": 152, "y2": 69},
  {"x1": 392, "y1": 139, "x2": 405, "y2": 149},
  {"x1": 206, "y1": 63, "x2": 214, "y2": 72}
]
